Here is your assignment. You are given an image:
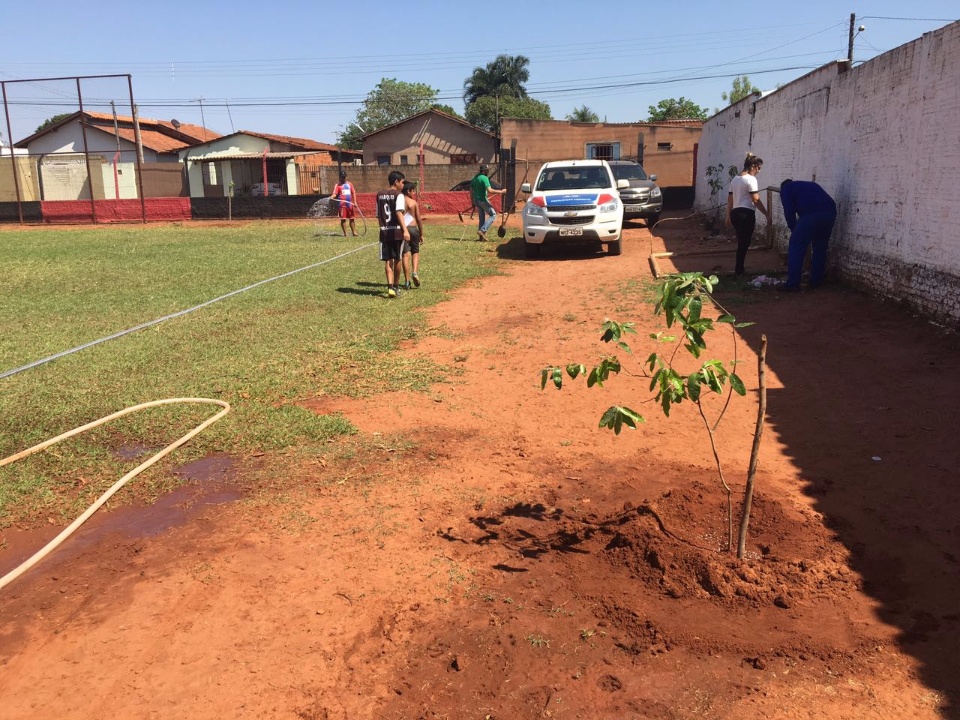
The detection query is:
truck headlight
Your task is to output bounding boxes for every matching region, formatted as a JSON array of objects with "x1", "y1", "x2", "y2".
[{"x1": 525, "y1": 203, "x2": 546, "y2": 217}]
